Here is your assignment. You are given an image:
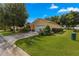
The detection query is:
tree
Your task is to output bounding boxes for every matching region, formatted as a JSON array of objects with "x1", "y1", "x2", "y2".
[
  {"x1": 8, "y1": 3, "x2": 28, "y2": 32},
  {"x1": 0, "y1": 4, "x2": 9, "y2": 31},
  {"x1": 45, "y1": 11, "x2": 79, "y2": 30},
  {"x1": 60, "y1": 14, "x2": 68, "y2": 27},
  {"x1": 0, "y1": 3, "x2": 28, "y2": 32},
  {"x1": 25, "y1": 23, "x2": 31, "y2": 32},
  {"x1": 45, "y1": 16, "x2": 61, "y2": 24},
  {"x1": 60, "y1": 11, "x2": 79, "y2": 29}
]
